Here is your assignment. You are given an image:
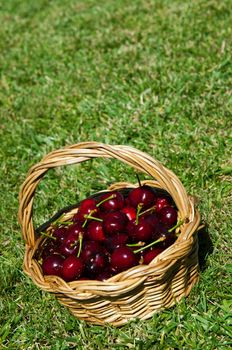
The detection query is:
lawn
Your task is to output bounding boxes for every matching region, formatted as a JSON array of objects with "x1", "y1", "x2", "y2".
[{"x1": 0, "y1": 0, "x2": 232, "y2": 349}]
